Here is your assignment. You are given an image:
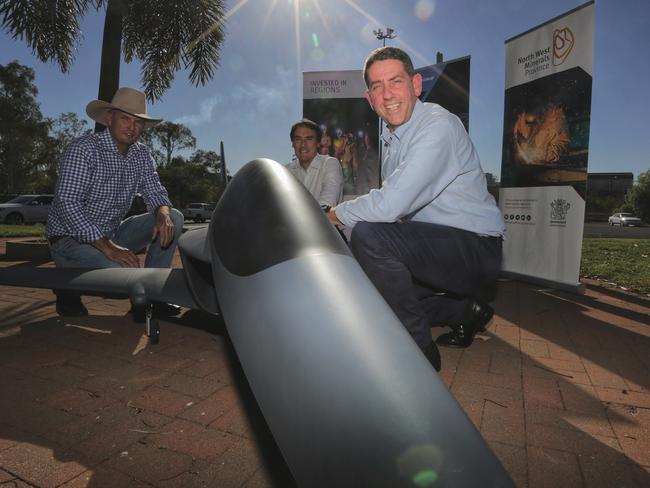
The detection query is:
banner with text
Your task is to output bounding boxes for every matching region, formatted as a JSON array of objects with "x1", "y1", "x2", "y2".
[
  {"x1": 499, "y1": 1, "x2": 594, "y2": 289},
  {"x1": 303, "y1": 70, "x2": 379, "y2": 197}
]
